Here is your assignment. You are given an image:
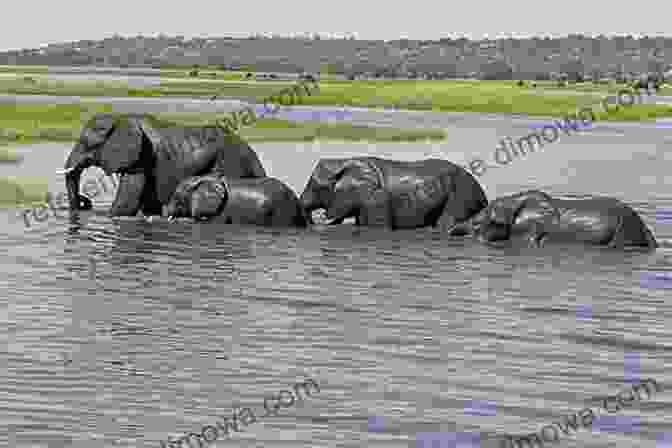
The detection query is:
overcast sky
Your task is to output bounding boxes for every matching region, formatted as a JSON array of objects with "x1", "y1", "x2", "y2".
[{"x1": 2, "y1": 0, "x2": 671, "y2": 51}]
